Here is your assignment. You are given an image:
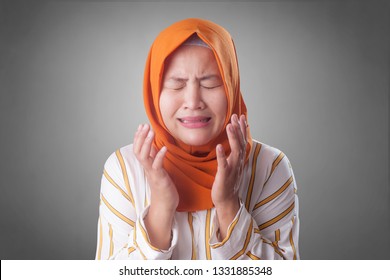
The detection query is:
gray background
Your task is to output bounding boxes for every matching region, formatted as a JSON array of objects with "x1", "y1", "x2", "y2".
[{"x1": 0, "y1": 0, "x2": 389, "y2": 259}]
